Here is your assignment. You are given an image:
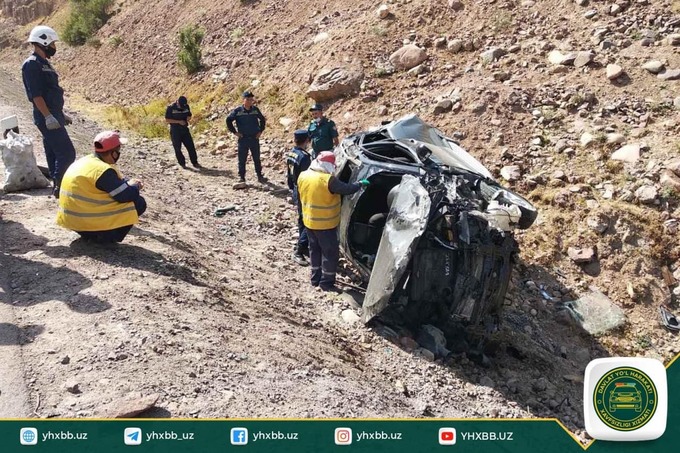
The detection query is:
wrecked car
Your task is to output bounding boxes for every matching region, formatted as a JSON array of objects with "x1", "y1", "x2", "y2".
[{"x1": 334, "y1": 115, "x2": 537, "y2": 333}]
